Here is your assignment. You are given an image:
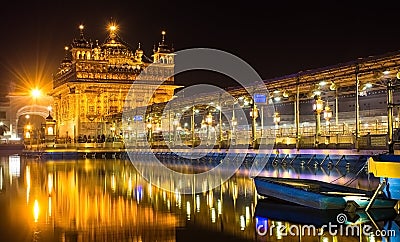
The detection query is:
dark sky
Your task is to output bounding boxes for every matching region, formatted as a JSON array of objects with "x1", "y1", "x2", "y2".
[{"x1": 1, "y1": 1, "x2": 400, "y2": 96}]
